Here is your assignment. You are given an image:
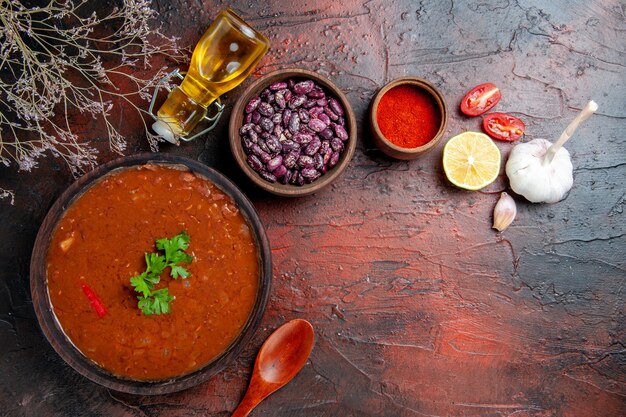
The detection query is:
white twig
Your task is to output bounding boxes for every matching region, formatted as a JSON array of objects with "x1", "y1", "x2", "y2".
[{"x1": 0, "y1": 0, "x2": 187, "y2": 183}]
